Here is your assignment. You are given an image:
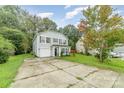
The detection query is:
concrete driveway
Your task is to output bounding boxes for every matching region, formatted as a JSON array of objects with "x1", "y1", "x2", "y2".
[{"x1": 11, "y1": 58, "x2": 124, "y2": 88}]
